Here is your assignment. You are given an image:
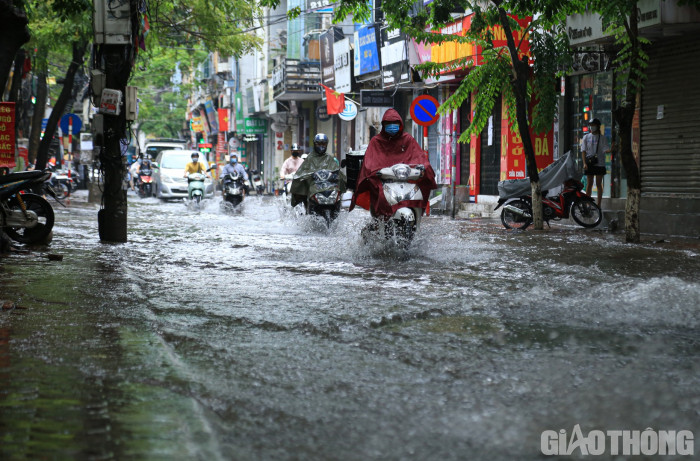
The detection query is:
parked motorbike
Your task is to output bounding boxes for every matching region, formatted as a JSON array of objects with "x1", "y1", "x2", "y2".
[
  {"x1": 292, "y1": 168, "x2": 343, "y2": 227},
  {"x1": 364, "y1": 163, "x2": 427, "y2": 247},
  {"x1": 48, "y1": 167, "x2": 76, "y2": 199},
  {"x1": 138, "y1": 165, "x2": 154, "y2": 198},
  {"x1": 221, "y1": 171, "x2": 245, "y2": 211},
  {"x1": 495, "y1": 178, "x2": 602, "y2": 230},
  {"x1": 1, "y1": 170, "x2": 56, "y2": 244}
]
